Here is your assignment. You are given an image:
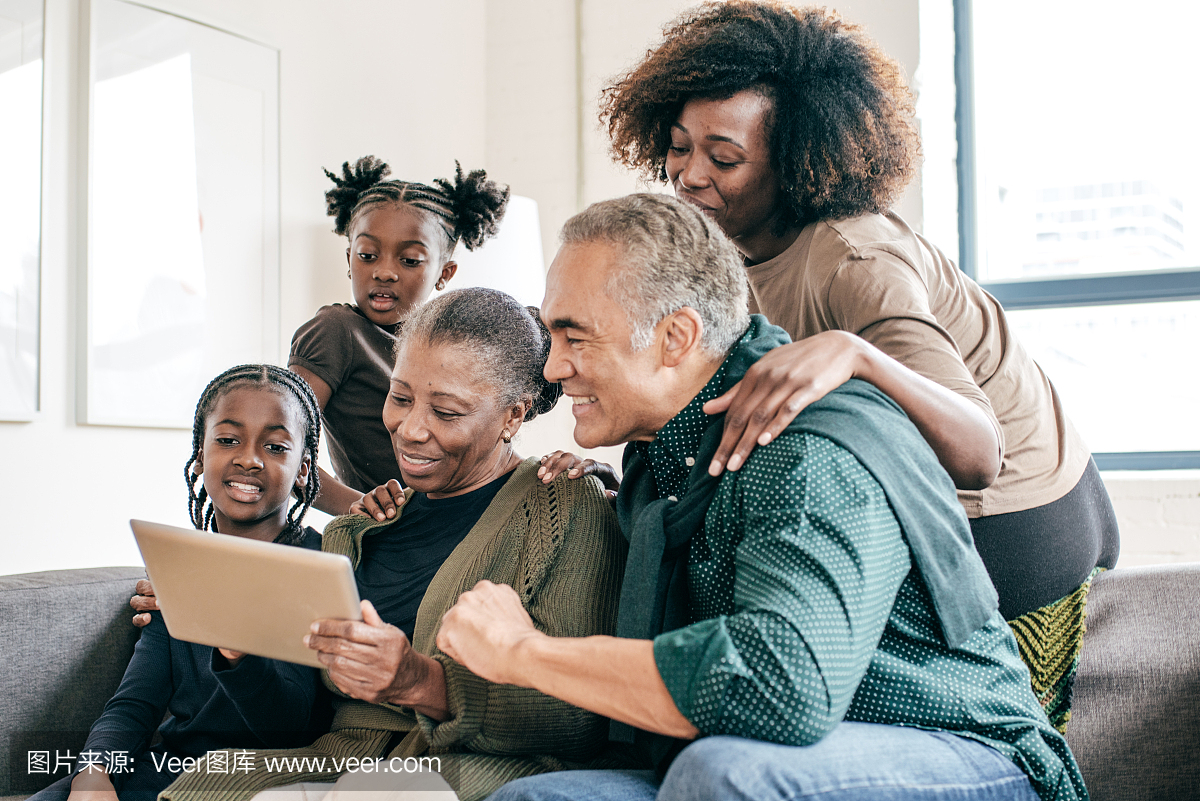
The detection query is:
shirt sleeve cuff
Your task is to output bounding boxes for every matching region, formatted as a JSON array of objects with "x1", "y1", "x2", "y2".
[{"x1": 653, "y1": 617, "x2": 741, "y2": 732}]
